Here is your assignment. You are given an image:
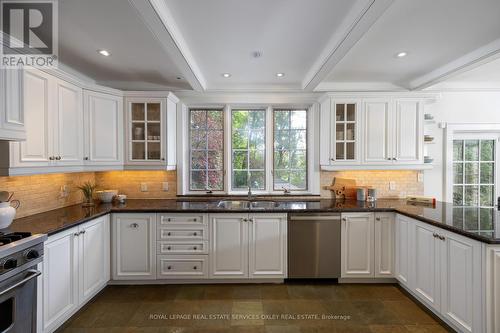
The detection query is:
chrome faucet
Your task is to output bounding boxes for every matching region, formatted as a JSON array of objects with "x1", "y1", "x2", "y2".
[
  {"x1": 247, "y1": 186, "x2": 253, "y2": 201},
  {"x1": 283, "y1": 187, "x2": 291, "y2": 195}
]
